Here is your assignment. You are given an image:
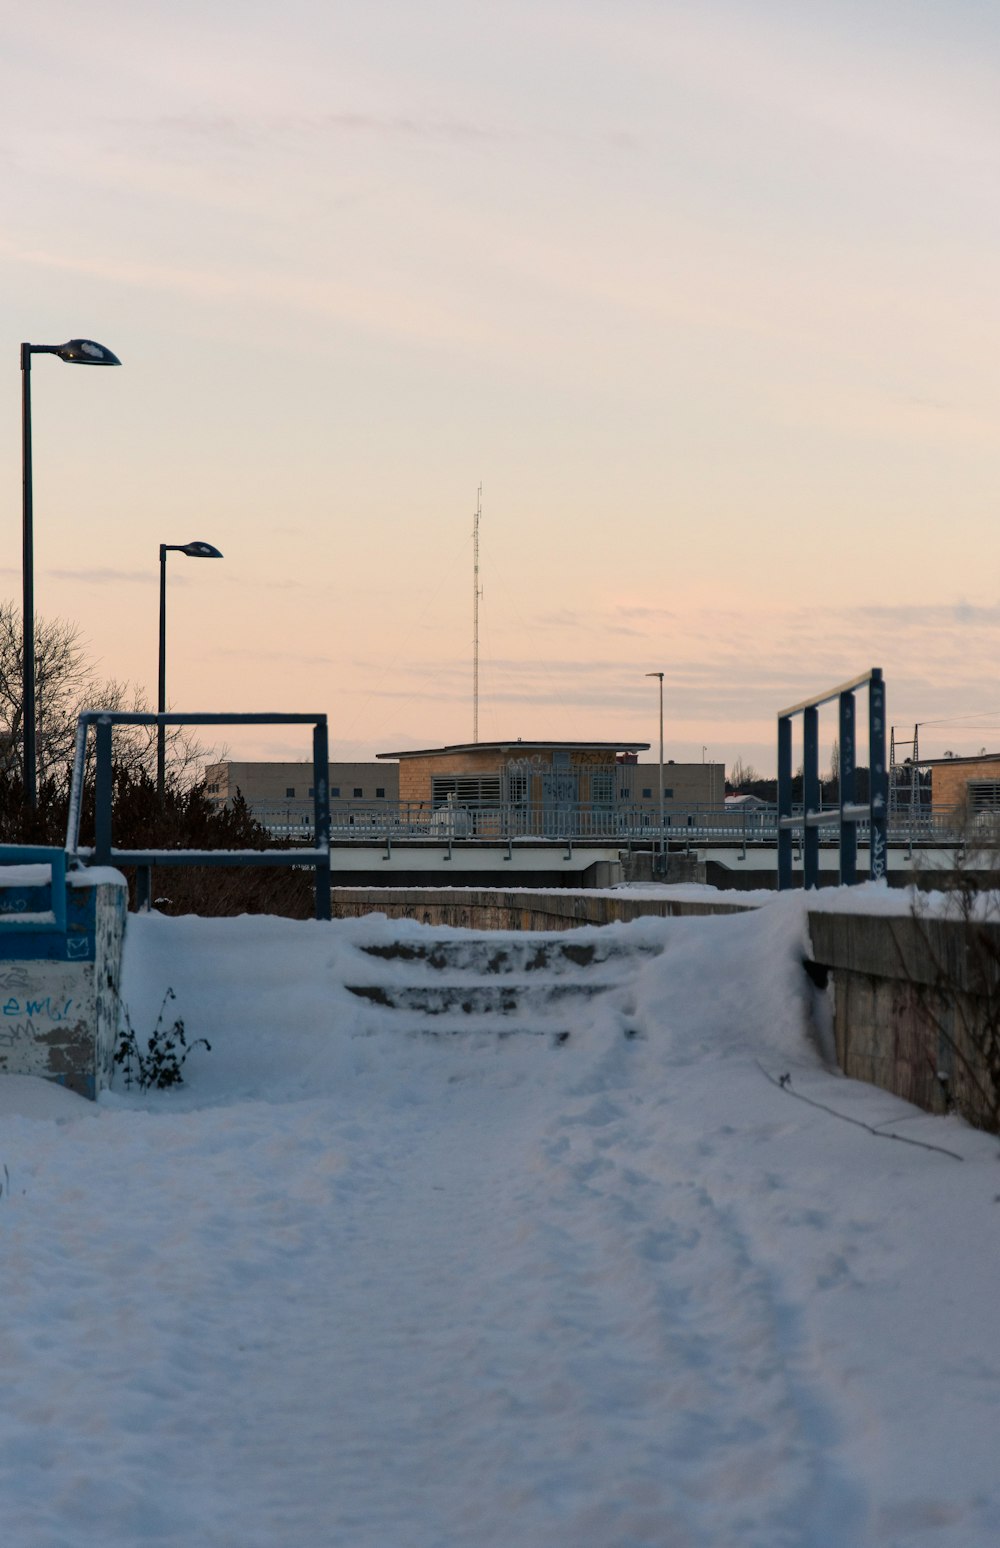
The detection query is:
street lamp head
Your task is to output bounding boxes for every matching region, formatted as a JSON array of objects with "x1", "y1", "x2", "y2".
[
  {"x1": 48, "y1": 339, "x2": 122, "y2": 366},
  {"x1": 178, "y1": 541, "x2": 223, "y2": 558},
  {"x1": 53, "y1": 339, "x2": 121, "y2": 366},
  {"x1": 157, "y1": 540, "x2": 223, "y2": 795}
]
